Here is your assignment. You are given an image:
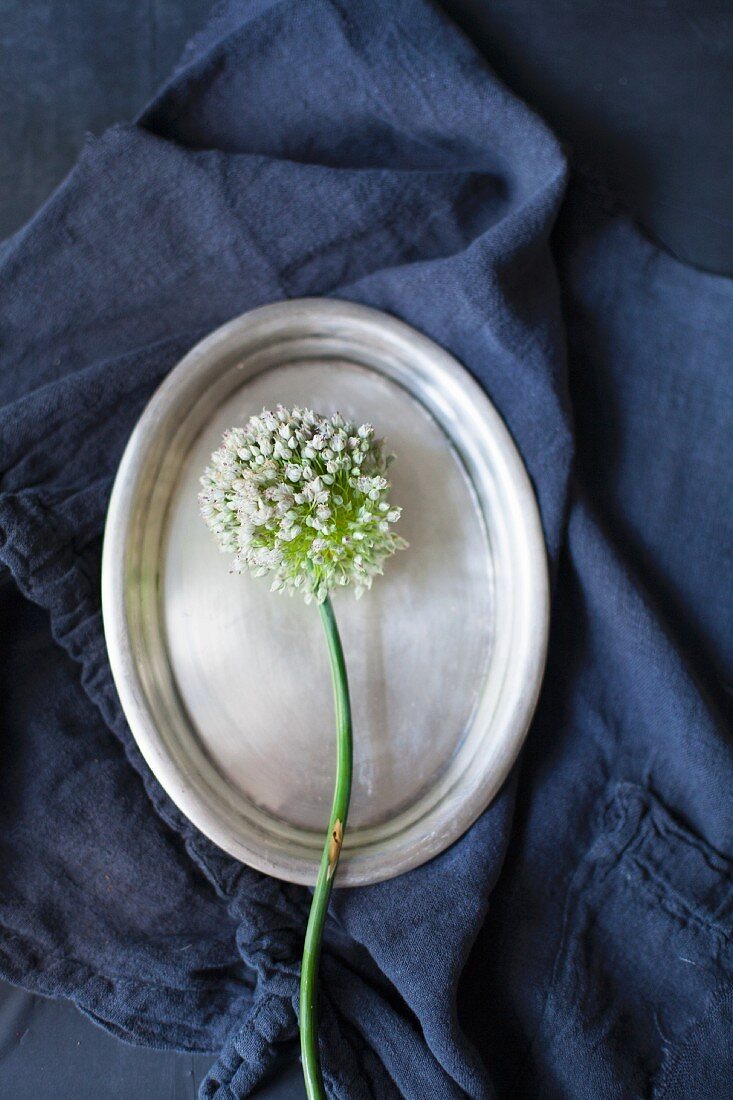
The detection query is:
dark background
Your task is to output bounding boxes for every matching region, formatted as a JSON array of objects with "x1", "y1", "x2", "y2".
[
  {"x1": 3, "y1": 0, "x2": 732, "y2": 273},
  {"x1": 1, "y1": 0, "x2": 731, "y2": 1097}
]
